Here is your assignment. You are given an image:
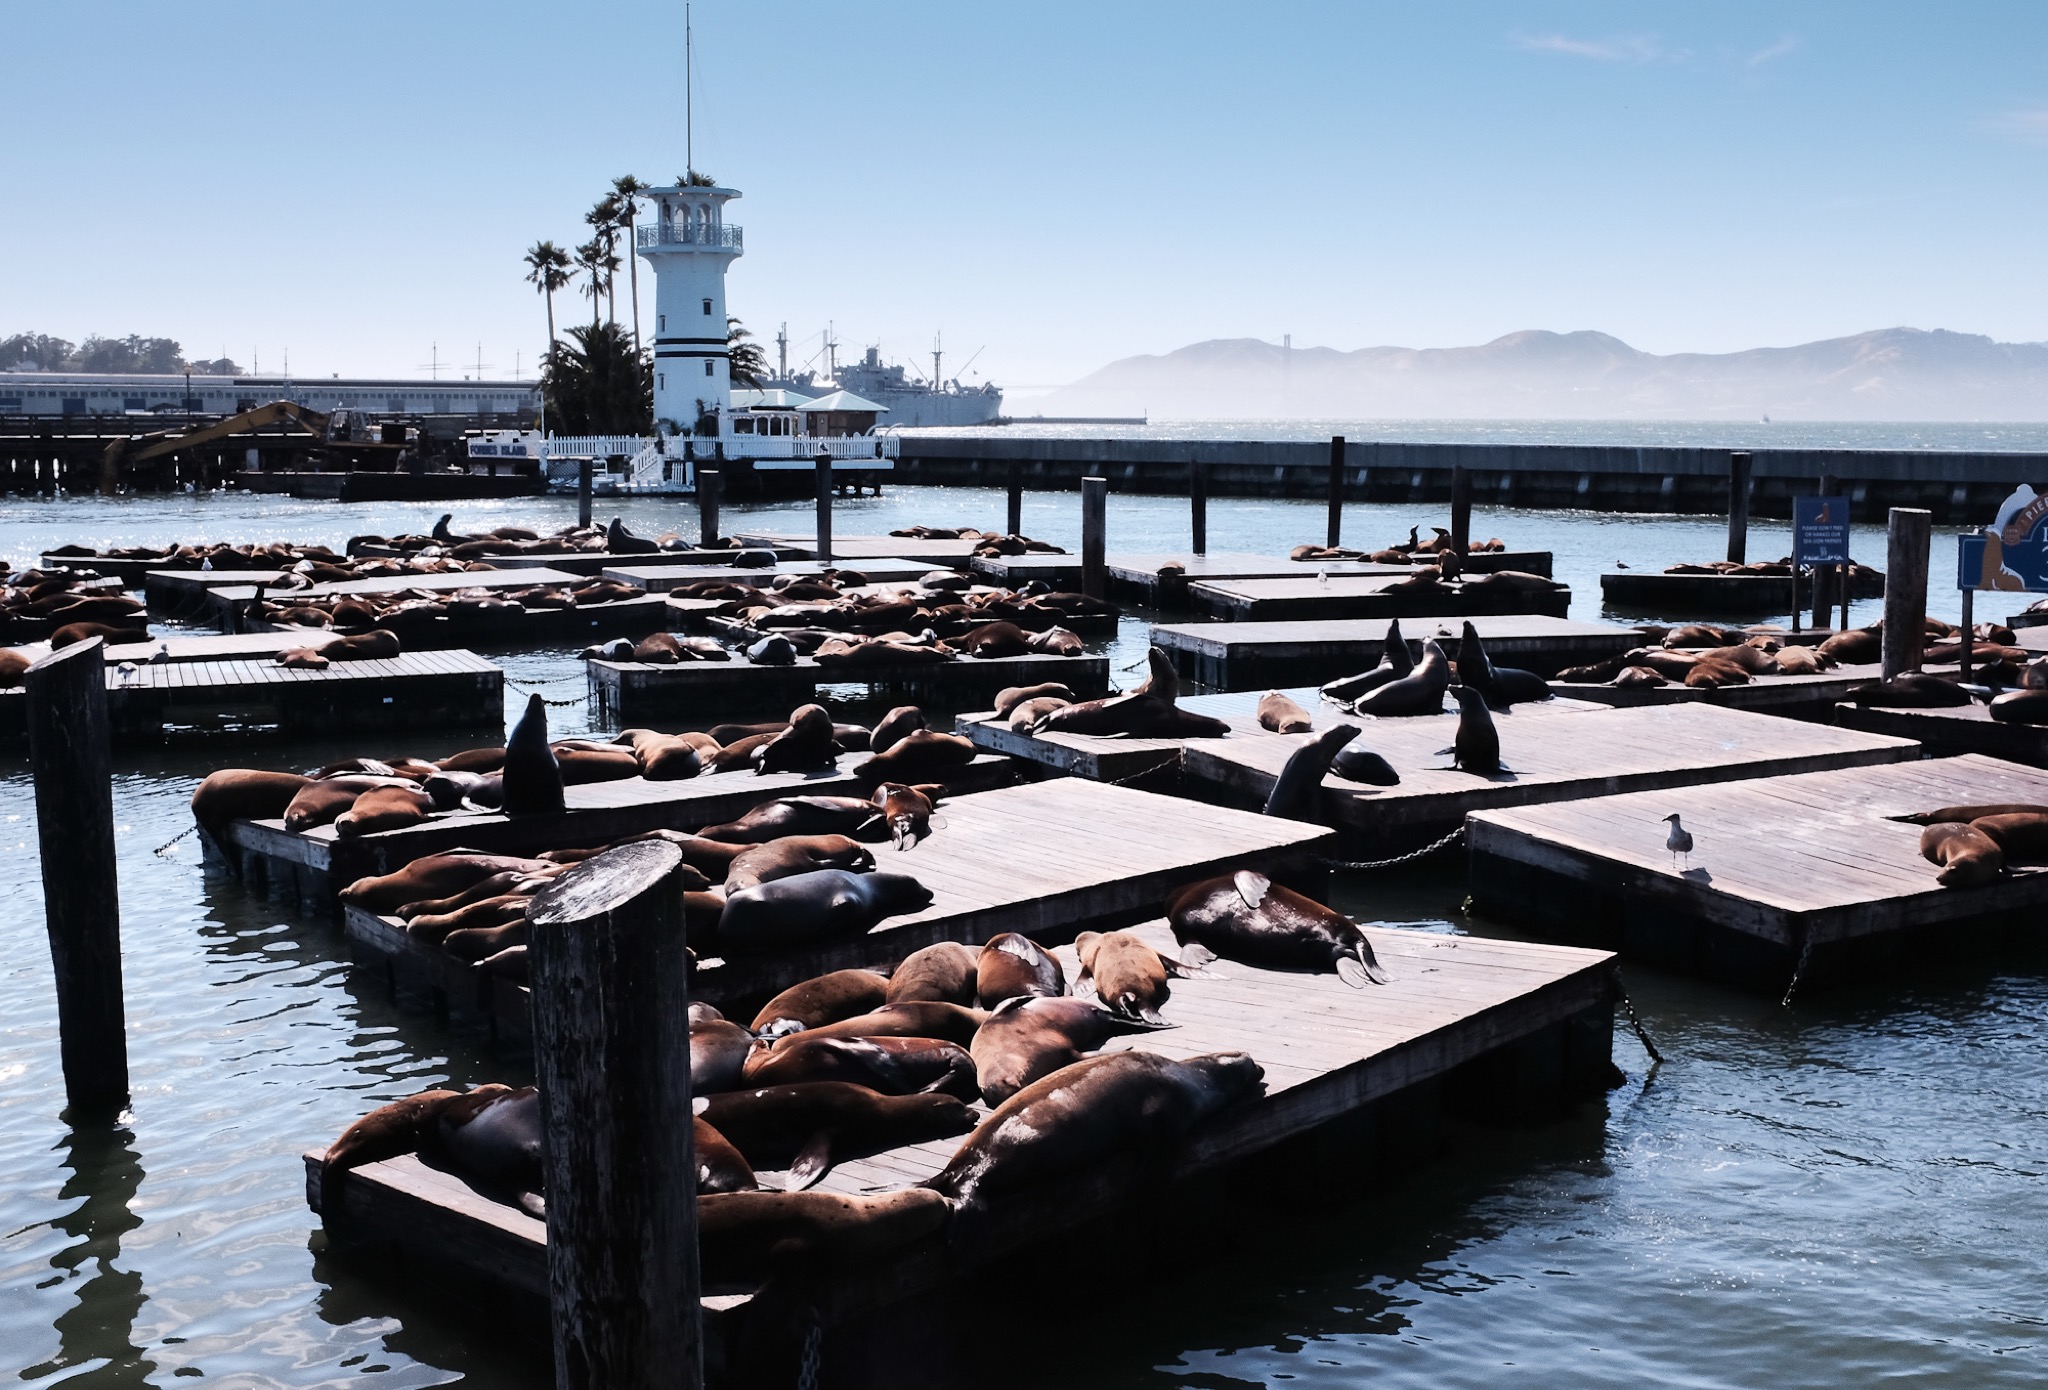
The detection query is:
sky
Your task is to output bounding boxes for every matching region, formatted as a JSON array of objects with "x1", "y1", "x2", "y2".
[{"x1": 7, "y1": 1, "x2": 2048, "y2": 399}]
